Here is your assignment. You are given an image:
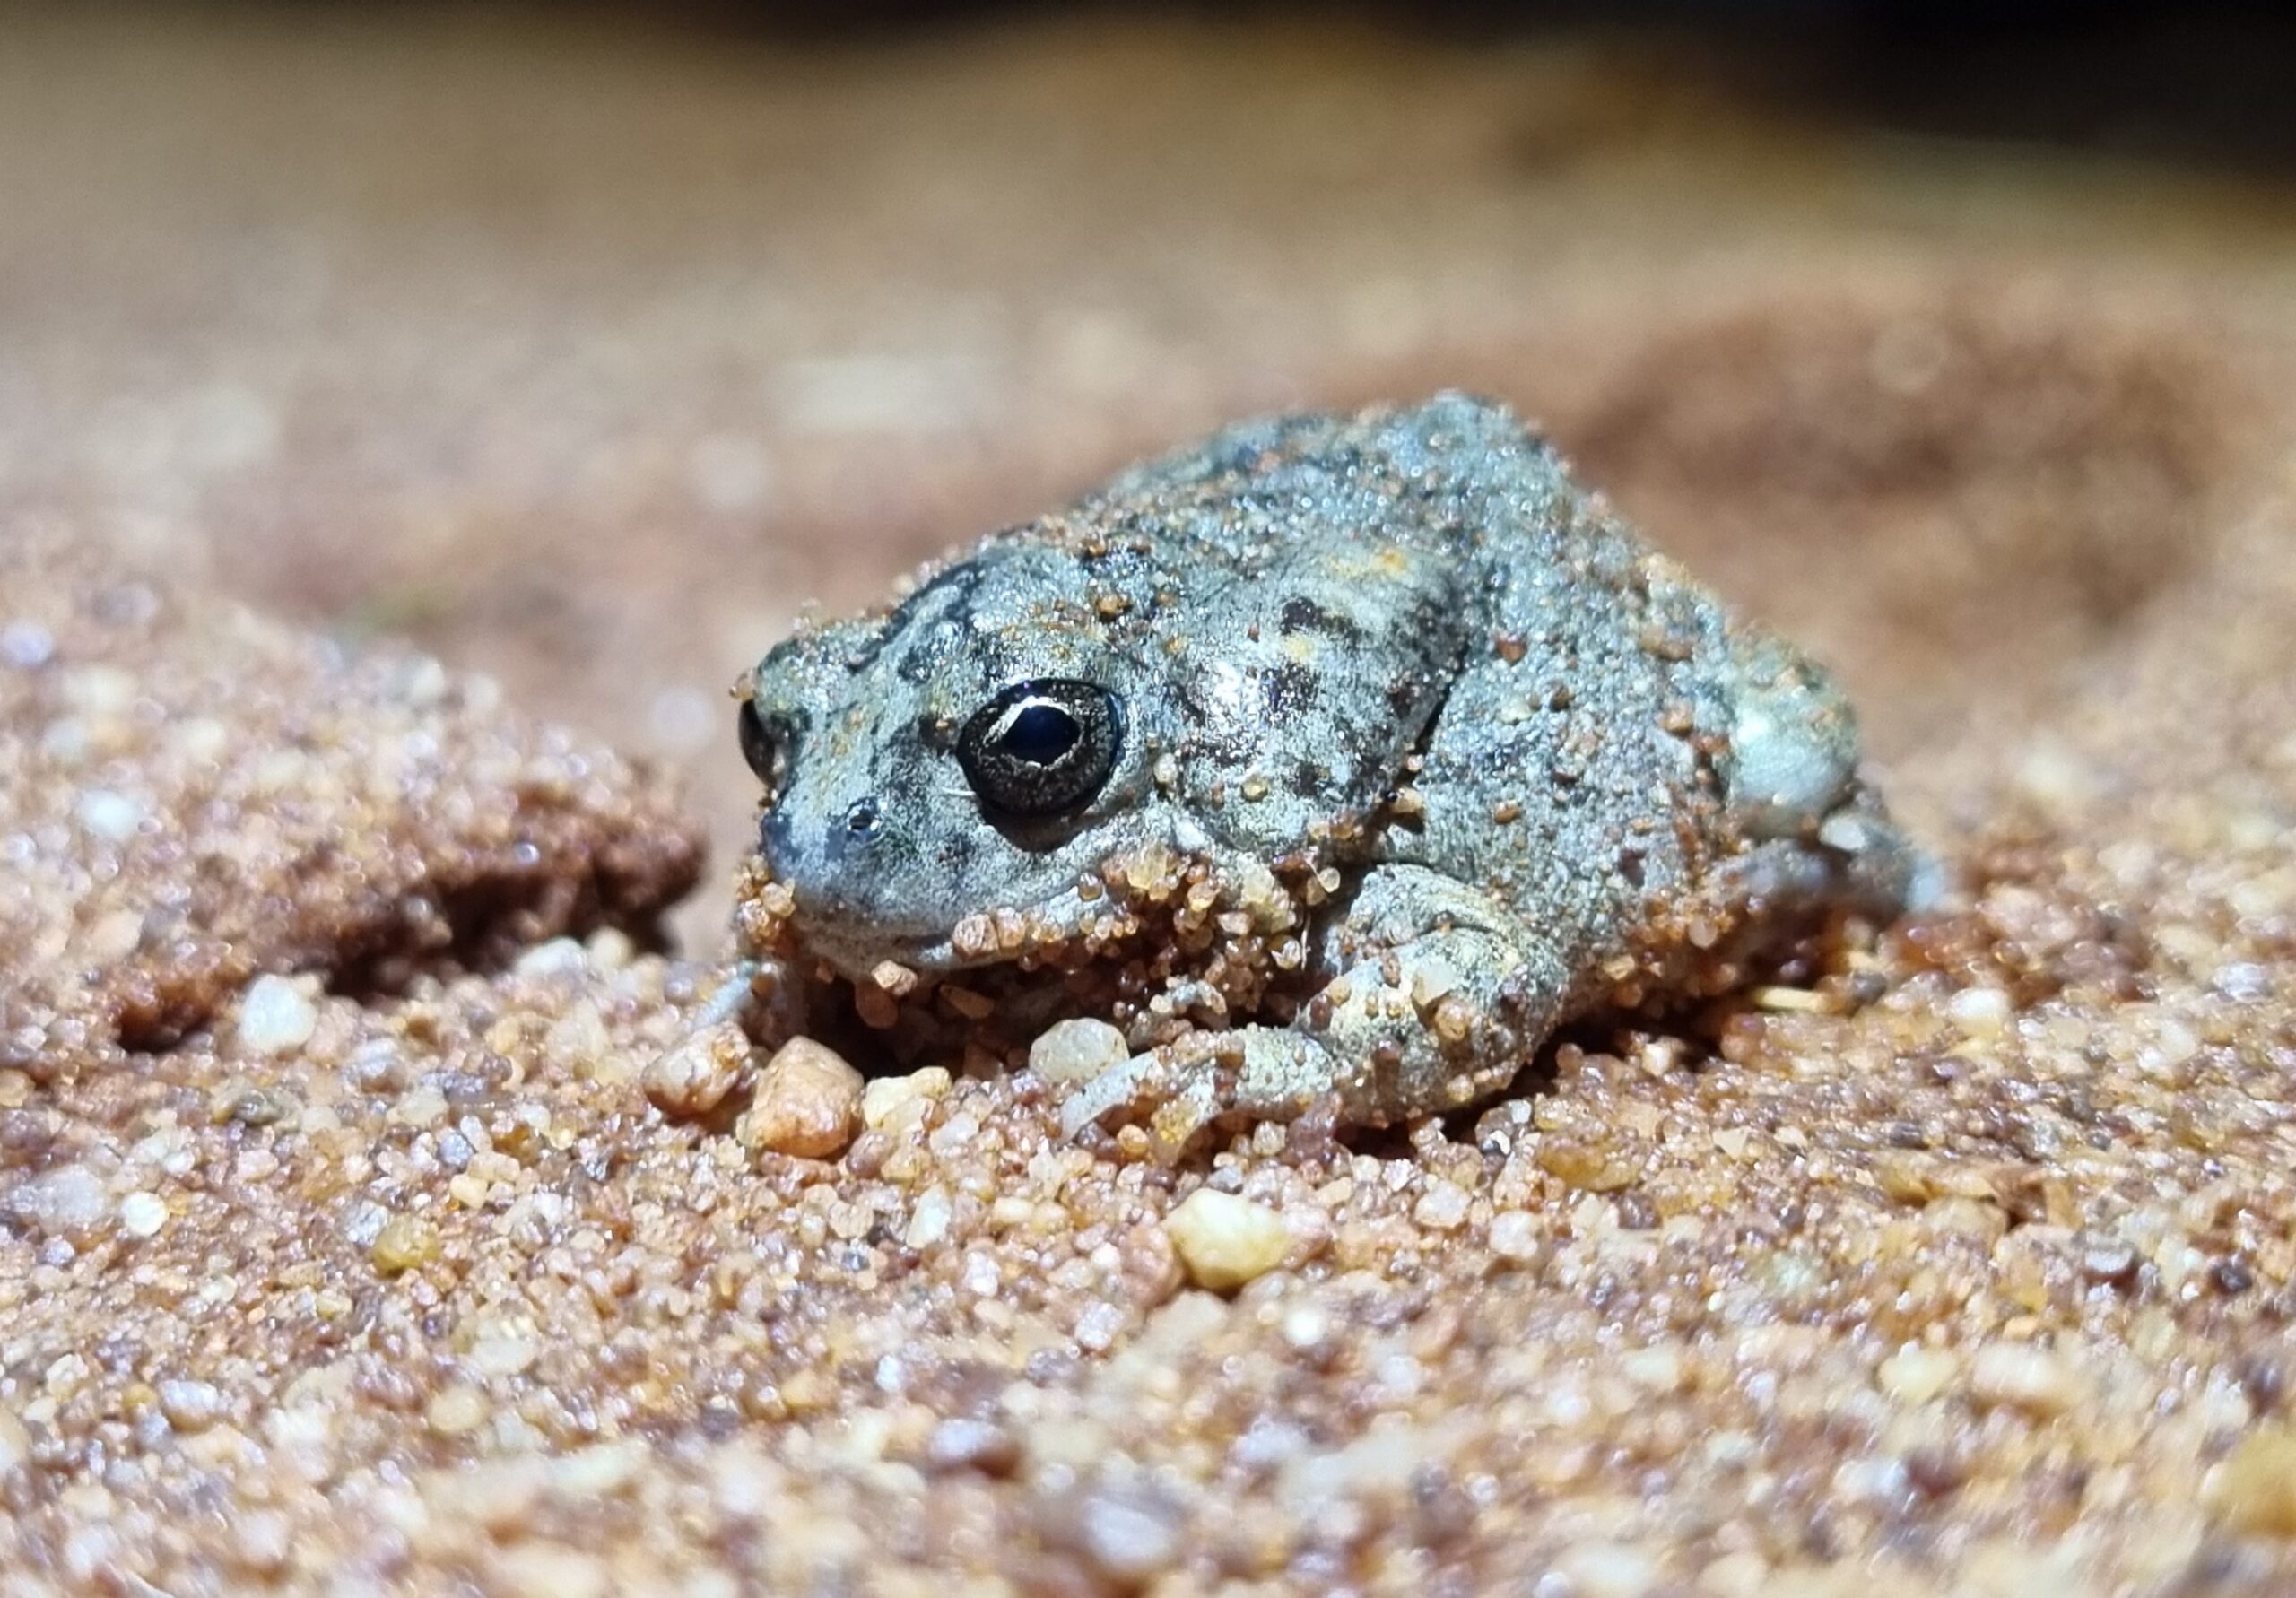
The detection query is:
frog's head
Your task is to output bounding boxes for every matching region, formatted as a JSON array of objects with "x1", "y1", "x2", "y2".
[{"x1": 740, "y1": 538, "x2": 1171, "y2": 978}]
